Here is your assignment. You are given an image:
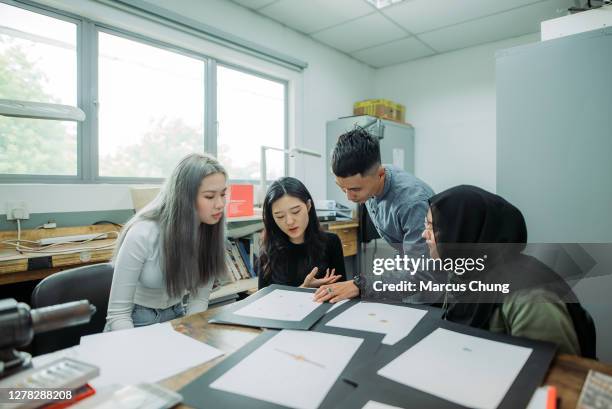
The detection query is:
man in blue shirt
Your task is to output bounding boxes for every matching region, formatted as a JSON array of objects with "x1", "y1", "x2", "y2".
[{"x1": 314, "y1": 127, "x2": 435, "y2": 303}]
